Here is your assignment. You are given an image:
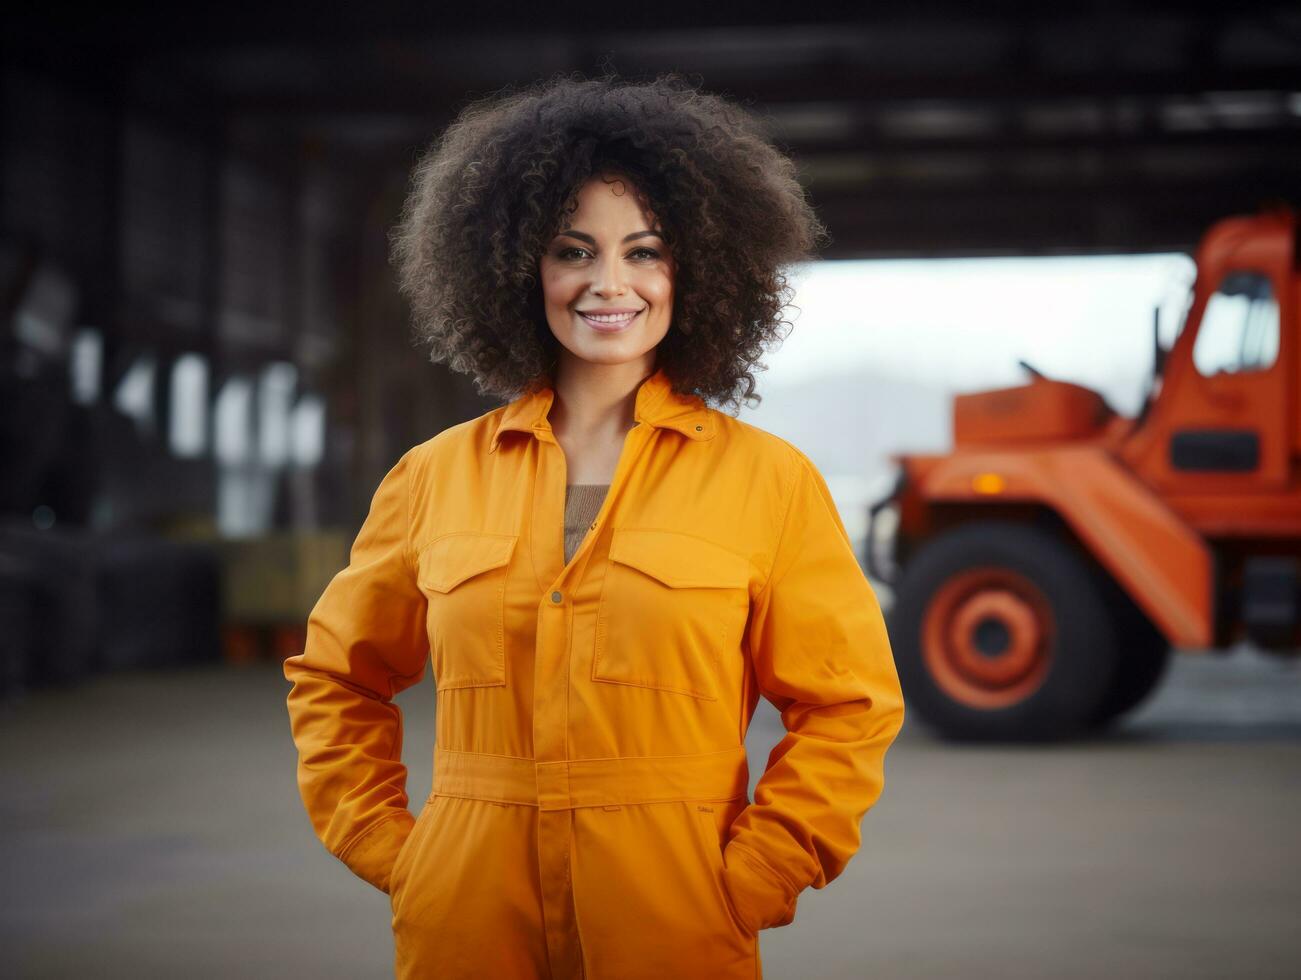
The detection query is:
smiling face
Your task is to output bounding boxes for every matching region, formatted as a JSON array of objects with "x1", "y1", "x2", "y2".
[{"x1": 539, "y1": 172, "x2": 675, "y2": 372}]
